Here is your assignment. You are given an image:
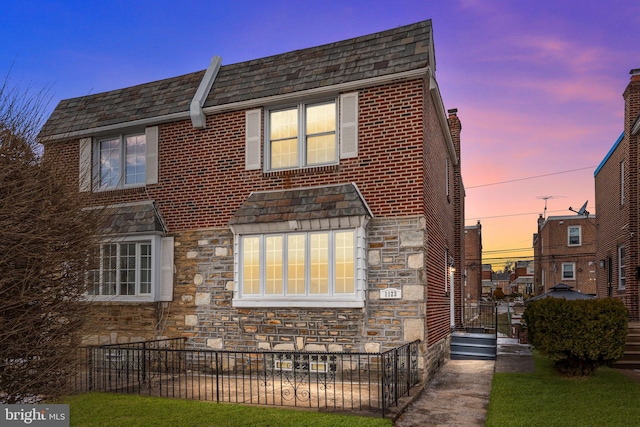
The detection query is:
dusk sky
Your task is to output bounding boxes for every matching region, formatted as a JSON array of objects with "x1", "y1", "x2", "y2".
[{"x1": 2, "y1": 1, "x2": 638, "y2": 268}]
